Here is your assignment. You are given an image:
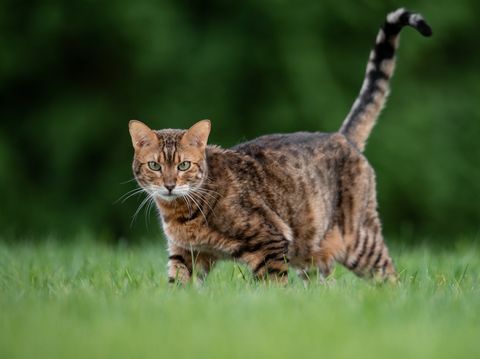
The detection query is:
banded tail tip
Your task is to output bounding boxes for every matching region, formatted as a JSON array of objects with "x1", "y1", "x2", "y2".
[
  {"x1": 387, "y1": 8, "x2": 433, "y2": 37},
  {"x1": 414, "y1": 19, "x2": 433, "y2": 37}
]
